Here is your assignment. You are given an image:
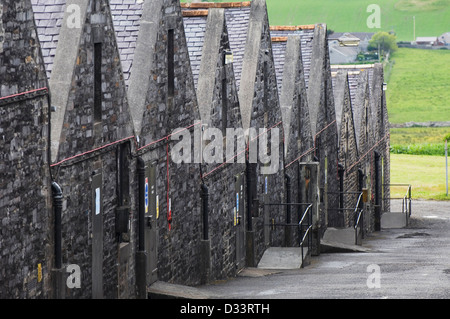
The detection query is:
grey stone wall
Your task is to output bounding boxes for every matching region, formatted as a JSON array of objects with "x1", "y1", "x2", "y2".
[
  {"x1": 243, "y1": 0, "x2": 286, "y2": 261},
  {"x1": 196, "y1": 8, "x2": 246, "y2": 281},
  {"x1": 47, "y1": 0, "x2": 136, "y2": 299},
  {"x1": 334, "y1": 71, "x2": 360, "y2": 227},
  {"x1": 1, "y1": 0, "x2": 393, "y2": 298},
  {"x1": 276, "y1": 35, "x2": 313, "y2": 246},
  {"x1": 0, "y1": 0, "x2": 52, "y2": 298},
  {"x1": 355, "y1": 70, "x2": 376, "y2": 233},
  {"x1": 134, "y1": 0, "x2": 204, "y2": 286},
  {"x1": 371, "y1": 63, "x2": 390, "y2": 215}
]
